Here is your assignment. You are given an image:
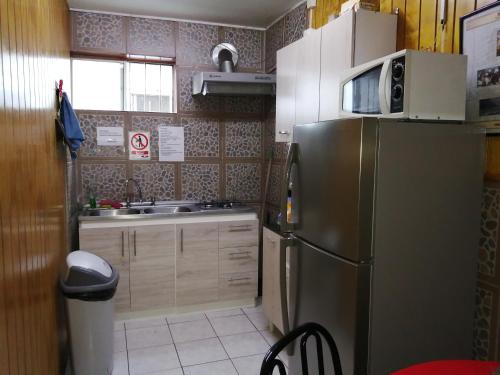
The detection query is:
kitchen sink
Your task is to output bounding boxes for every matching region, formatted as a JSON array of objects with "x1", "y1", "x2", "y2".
[
  {"x1": 85, "y1": 208, "x2": 141, "y2": 217},
  {"x1": 143, "y1": 206, "x2": 192, "y2": 214}
]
